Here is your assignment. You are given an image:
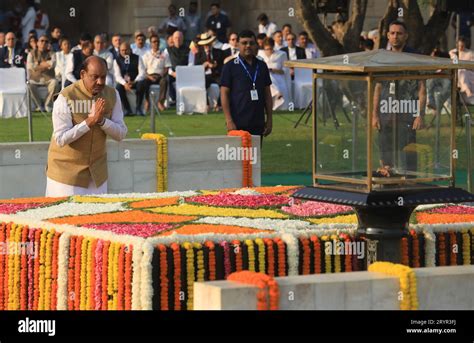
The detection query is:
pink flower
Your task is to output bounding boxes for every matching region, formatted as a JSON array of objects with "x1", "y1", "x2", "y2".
[
  {"x1": 187, "y1": 193, "x2": 290, "y2": 208},
  {"x1": 281, "y1": 201, "x2": 353, "y2": 217},
  {"x1": 428, "y1": 205, "x2": 474, "y2": 215},
  {"x1": 80, "y1": 223, "x2": 174, "y2": 237},
  {"x1": 94, "y1": 240, "x2": 104, "y2": 310},
  {"x1": 0, "y1": 203, "x2": 45, "y2": 214}
]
